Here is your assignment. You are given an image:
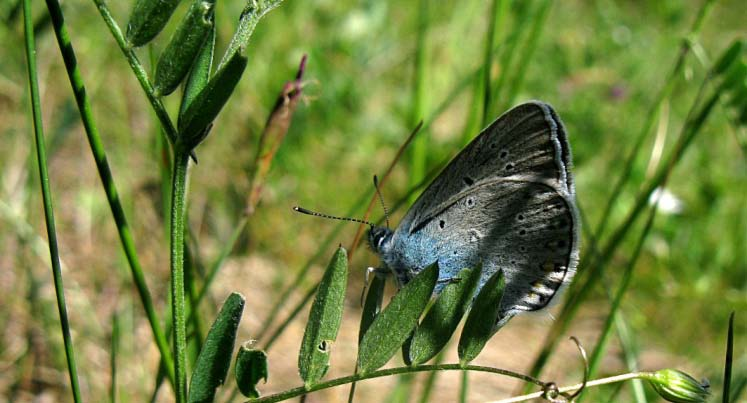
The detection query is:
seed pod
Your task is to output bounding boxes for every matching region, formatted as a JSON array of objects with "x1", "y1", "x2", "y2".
[{"x1": 126, "y1": 0, "x2": 183, "y2": 47}]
